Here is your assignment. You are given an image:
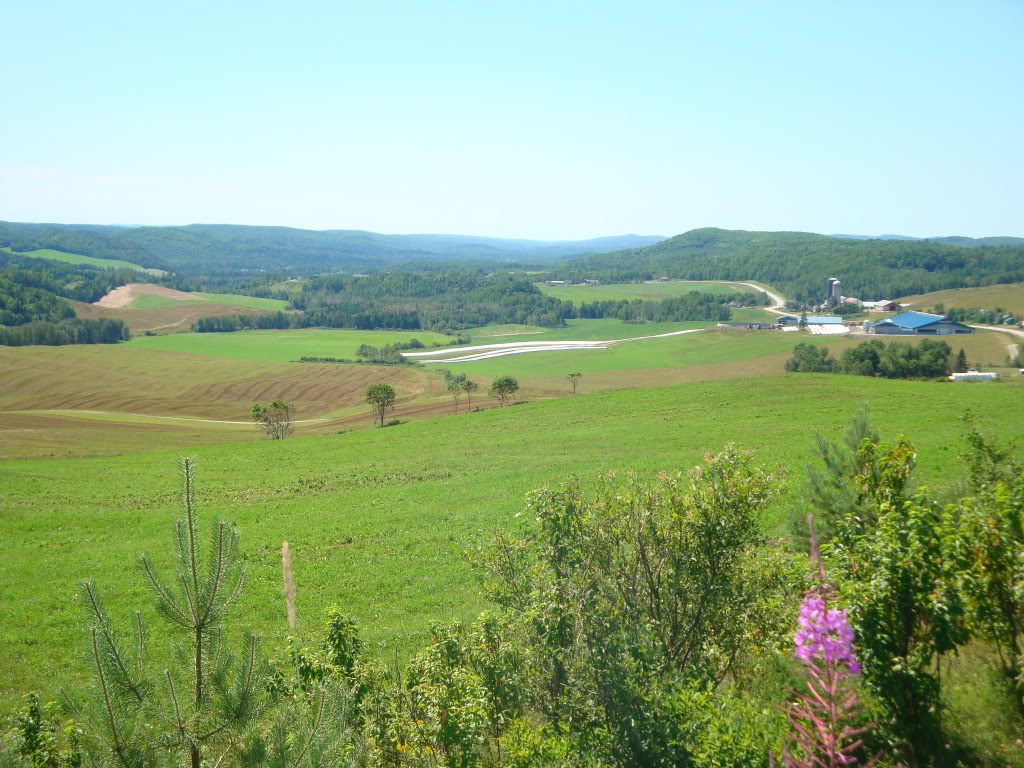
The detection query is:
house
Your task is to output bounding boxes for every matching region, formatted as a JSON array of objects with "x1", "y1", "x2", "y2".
[
  {"x1": 776, "y1": 315, "x2": 801, "y2": 325},
  {"x1": 867, "y1": 311, "x2": 973, "y2": 335}
]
